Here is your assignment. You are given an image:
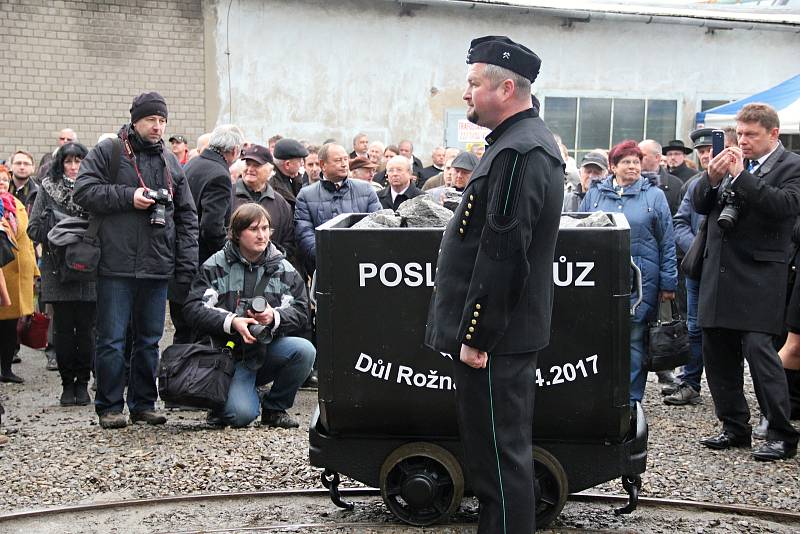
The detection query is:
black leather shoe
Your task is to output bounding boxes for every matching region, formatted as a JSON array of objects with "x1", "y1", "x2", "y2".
[
  {"x1": 699, "y1": 431, "x2": 751, "y2": 450},
  {"x1": 752, "y1": 440, "x2": 798, "y2": 461},
  {"x1": 130, "y1": 410, "x2": 167, "y2": 425},
  {"x1": 0, "y1": 373, "x2": 24, "y2": 384},
  {"x1": 74, "y1": 383, "x2": 91, "y2": 406},
  {"x1": 59, "y1": 385, "x2": 76, "y2": 406},
  {"x1": 206, "y1": 412, "x2": 226, "y2": 428},
  {"x1": 301, "y1": 370, "x2": 318, "y2": 389},
  {"x1": 752, "y1": 416, "x2": 769, "y2": 440}
]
